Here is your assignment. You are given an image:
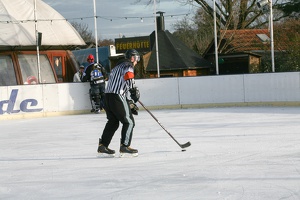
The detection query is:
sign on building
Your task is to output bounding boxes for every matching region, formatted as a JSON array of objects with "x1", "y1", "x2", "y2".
[{"x1": 115, "y1": 36, "x2": 150, "y2": 53}]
